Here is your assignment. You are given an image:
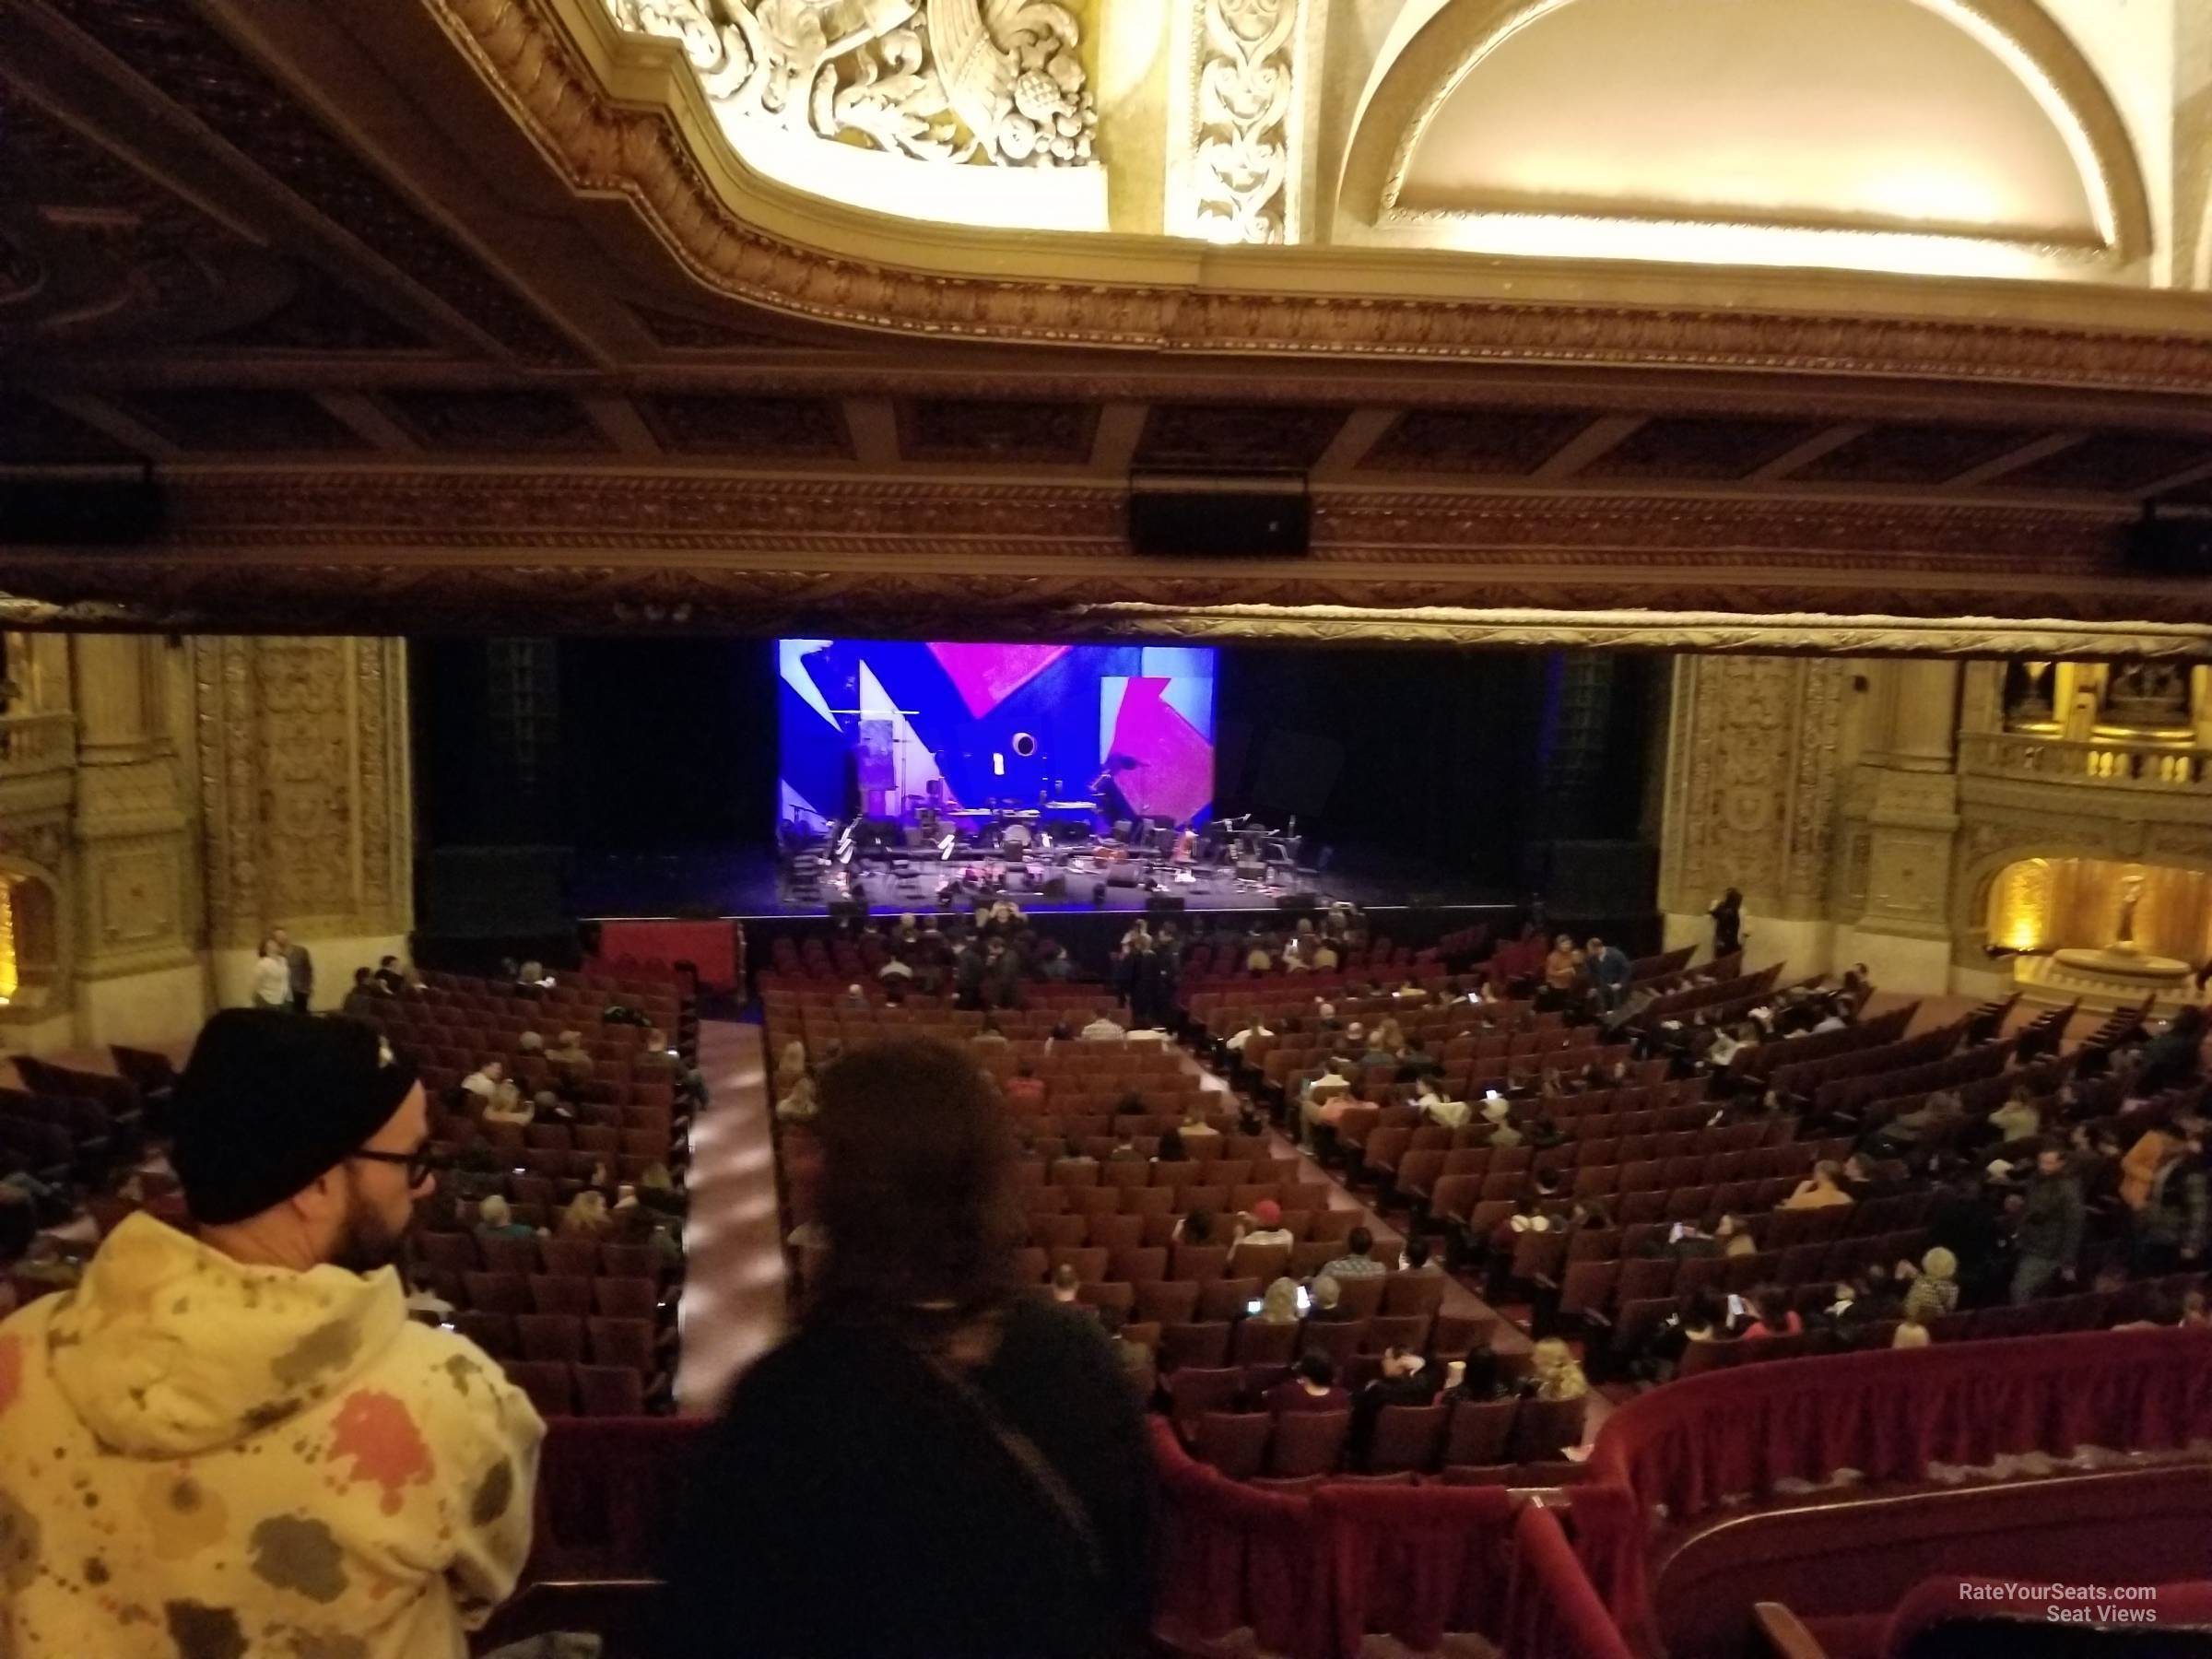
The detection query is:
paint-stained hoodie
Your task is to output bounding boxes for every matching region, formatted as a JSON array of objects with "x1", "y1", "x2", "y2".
[{"x1": 0, "y1": 1212, "x2": 543, "y2": 1658}]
